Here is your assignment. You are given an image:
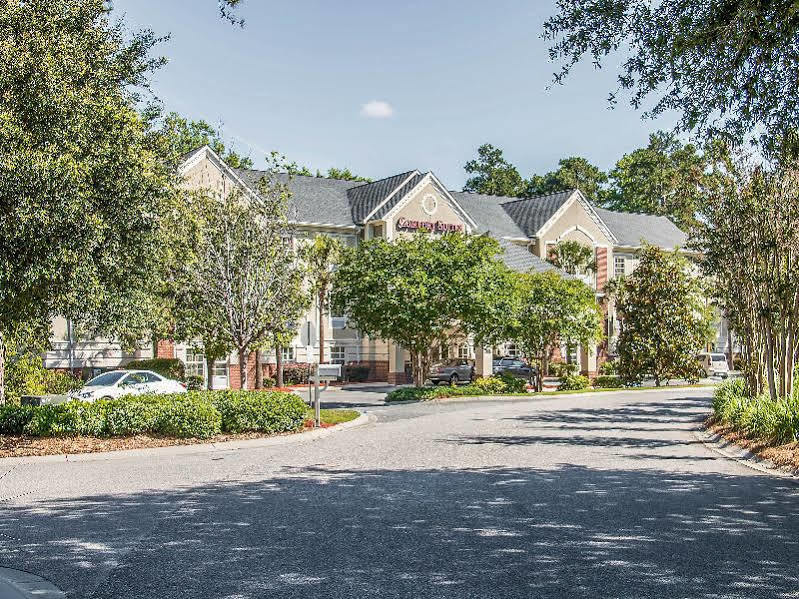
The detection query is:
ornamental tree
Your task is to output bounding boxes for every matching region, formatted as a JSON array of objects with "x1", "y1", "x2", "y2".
[
  {"x1": 693, "y1": 153, "x2": 799, "y2": 400},
  {"x1": 608, "y1": 245, "x2": 714, "y2": 386},
  {"x1": 504, "y1": 271, "x2": 602, "y2": 391},
  {"x1": 302, "y1": 235, "x2": 343, "y2": 365},
  {"x1": 181, "y1": 157, "x2": 308, "y2": 390},
  {"x1": 0, "y1": 0, "x2": 174, "y2": 402},
  {"x1": 331, "y1": 233, "x2": 515, "y2": 387},
  {"x1": 547, "y1": 240, "x2": 596, "y2": 276}
]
